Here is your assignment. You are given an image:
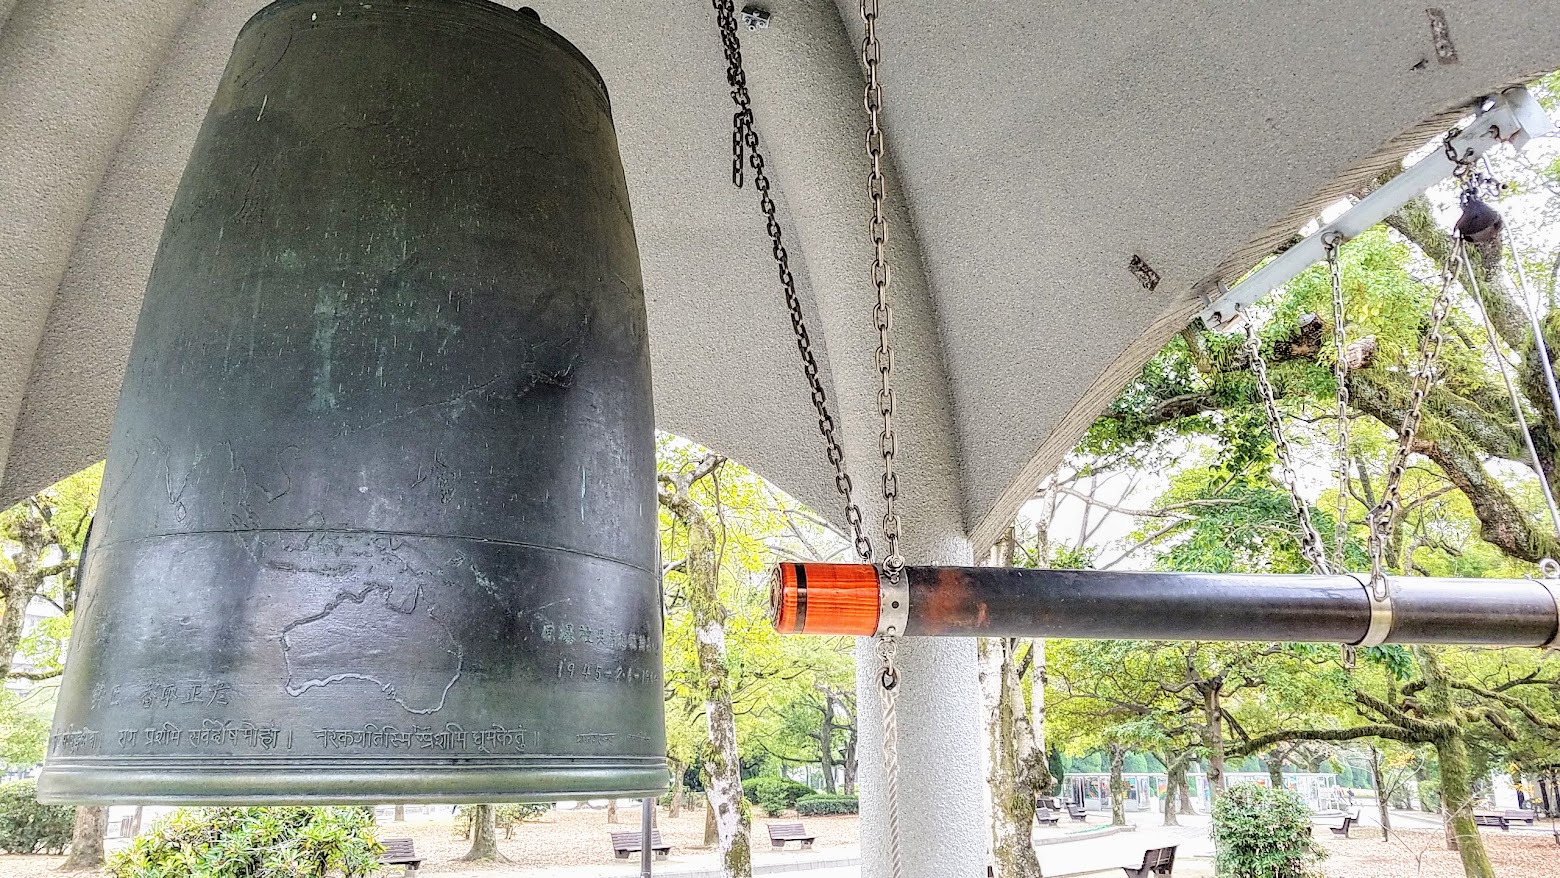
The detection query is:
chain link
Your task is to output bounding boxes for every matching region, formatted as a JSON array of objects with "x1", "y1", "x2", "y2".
[
  {"x1": 861, "y1": 0, "x2": 903, "y2": 575},
  {"x1": 711, "y1": 0, "x2": 873, "y2": 562},
  {"x1": 1244, "y1": 322, "x2": 1332, "y2": 574},
  {"x1": 1325, "y1": 234, "x2": 1352, "y2": 571},
  {"x1": 1367, "y1": 239, "x2": 1461, "y2": 599}
]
